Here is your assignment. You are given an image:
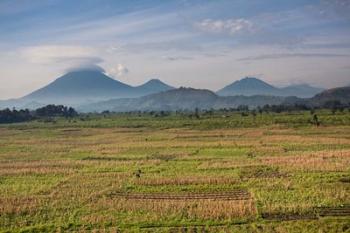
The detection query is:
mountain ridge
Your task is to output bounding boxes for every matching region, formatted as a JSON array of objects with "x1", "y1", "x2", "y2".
[
  {"x1": 20, "y1": 70, "x2": 175, "y2": 106},
  {"x1": 79, "y1": 85, "x2": 350, "y2": 112},
  {"x1": 0, "y1": 71, "x2": 343, "y2": 111}
]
